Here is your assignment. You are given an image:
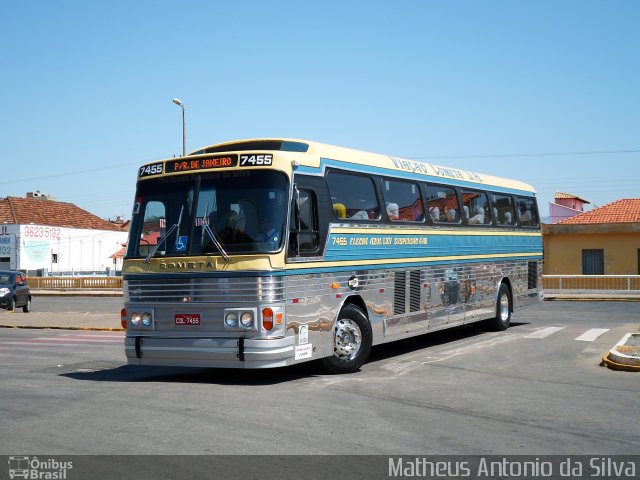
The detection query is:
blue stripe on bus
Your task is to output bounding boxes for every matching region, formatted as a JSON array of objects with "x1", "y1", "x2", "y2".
[
  {"x1": 284, "y1": 254, "x2": 542, "y2": 276},
  {"x1": 323, "y1": 232, "x2": 542, "y2": 262},
  {"x1": 295, "y1": 158, "x2": 536, "y2": 196}
]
